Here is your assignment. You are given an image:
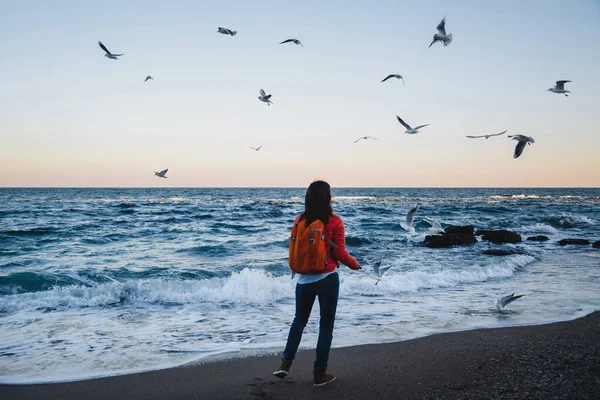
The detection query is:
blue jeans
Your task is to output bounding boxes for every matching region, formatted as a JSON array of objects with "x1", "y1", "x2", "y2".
[{"x1": 283, "y1": 272, "x2": 339, "y2": 373}]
